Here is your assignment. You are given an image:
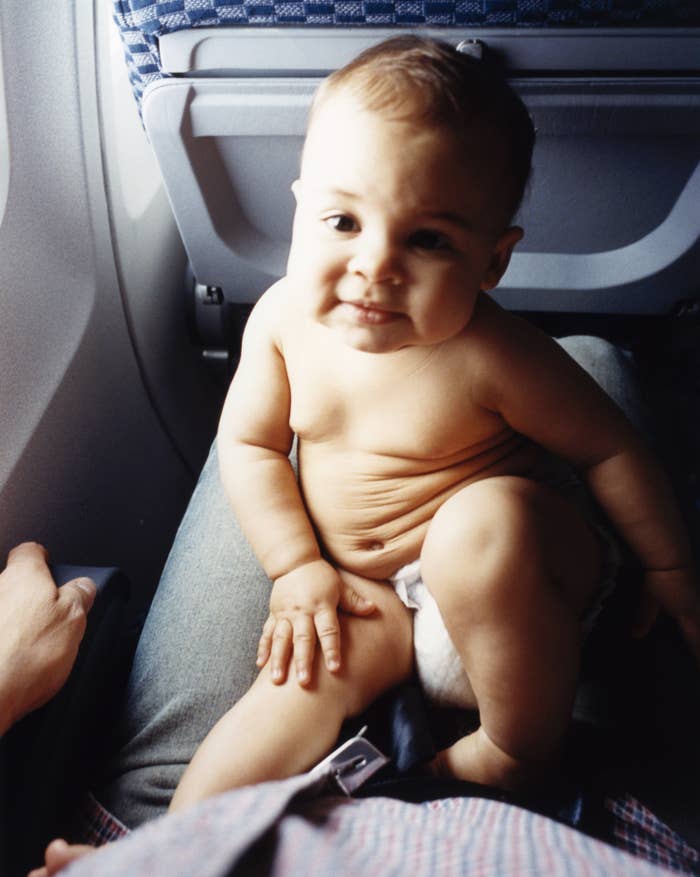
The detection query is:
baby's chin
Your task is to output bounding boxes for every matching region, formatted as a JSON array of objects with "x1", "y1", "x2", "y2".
[
  {"x1": 332, "y1": 324, "x2": 412, "y2": 355},
  {"x1": 309, "y1": 308, "x2": 405, "y2": 353}
]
